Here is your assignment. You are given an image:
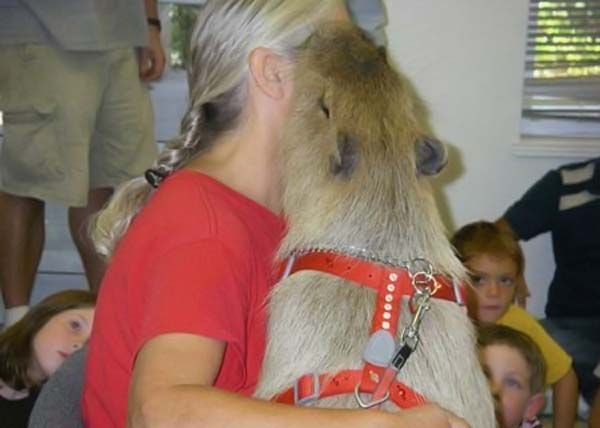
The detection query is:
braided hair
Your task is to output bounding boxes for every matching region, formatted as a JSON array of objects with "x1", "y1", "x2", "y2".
[{"x1": 91, "y1": 0, "x2": 340, "y2": 257}]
